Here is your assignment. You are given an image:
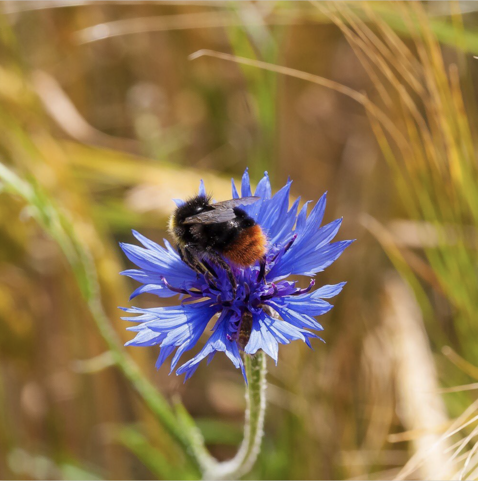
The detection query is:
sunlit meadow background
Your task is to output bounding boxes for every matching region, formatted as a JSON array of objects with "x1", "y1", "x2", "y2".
[{"x1": 3, "y1": 1, "x2": 478, "y2": 479}]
